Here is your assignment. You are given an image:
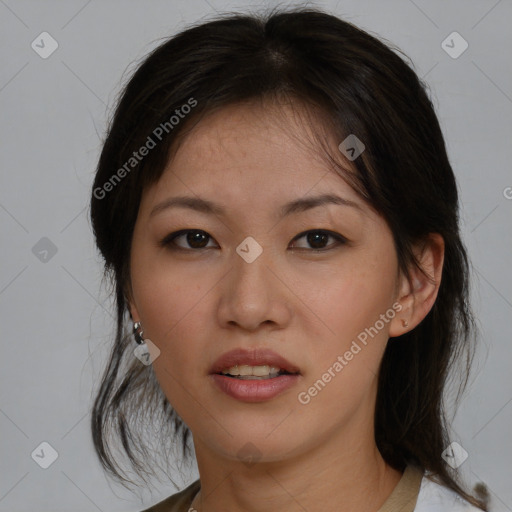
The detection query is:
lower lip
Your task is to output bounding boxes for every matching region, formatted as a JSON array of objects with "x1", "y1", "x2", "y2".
[{"x1": 210, "y1": 374, "x2": 300, "y2": 402}]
